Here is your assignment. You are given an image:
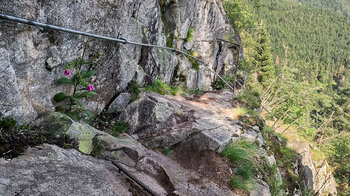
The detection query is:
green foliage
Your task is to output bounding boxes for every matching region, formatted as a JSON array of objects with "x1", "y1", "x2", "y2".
[
  {"x1": 301, "y1": 185, "x2": 315, "y2": 196},
  {"x1": 185, "y1": 28, "x2": 194, "y2": 42},
  {"x1": 212, "y1": 76, "x2": 235, "y2": 90},
  {"x1": 166, "y1": 33, "x2": 174, "y2": 48},
  {"x1": 54, "y1": 57, "x2": 97, "y2": 123},
  {"x1": 0, "y1": 116, "x2": 17, "y2": 129},
  {"x1": 233, "y1": 89, "x2": 261, "y2": 109},
  {"x1": 187, "y1": 51, "x2": 200, "y2": 70},
  {"x1": 0, "y1": 116, "x2": 74, "y2": 159},
  {"x1": 162, "y1": 147, "x2": 174, "y2": 155},
  {"x1": 263, "y1": 125, "x2": 287, "y2": 143},
  {"x1": 239, "y1": 0, "x2": 350, "y2": 192},
  {"x1": 221, "y1": 140, "x2": 258, "y2": 190},
  {"x1": 223, "y1": 0, "x2": 255, "y2": 32},
  {"x1": 110, "y1": 122, "x2": 130, "y2": 137},
  {"x1": 253, "y1": 22, "x2": 276, "y2": 88},
  {"x1": 145, "y1": 79, "x2": 179, "y2": 95},
  {"x1": 128, "y1": 81, "x2": 141, "y2": 101}
]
